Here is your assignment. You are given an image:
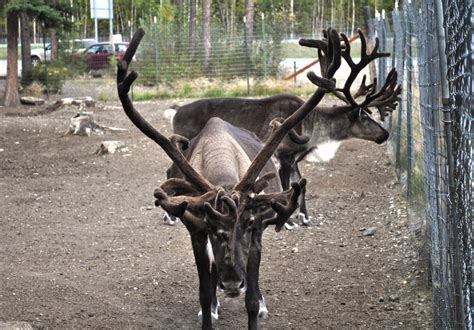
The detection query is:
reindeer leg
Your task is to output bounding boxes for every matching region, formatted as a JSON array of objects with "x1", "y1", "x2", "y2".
[
  {"x1": 246, "y1": 230, "x2": 265, "y2": 330},
  {"x1": 276, "y1": 156, "x2": 298, "y2": 230},
  {"x1": 191, "y1": 233, "x2": 214, "y2": 329},
  {"x1": 292, "y1": 163, "x2": 310, "y2": 226},
  {"x1": 210, "y1": 262, "x2": 220, "y2": 319}
]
